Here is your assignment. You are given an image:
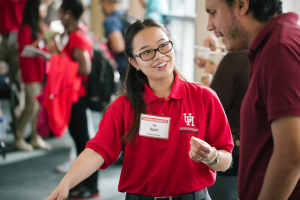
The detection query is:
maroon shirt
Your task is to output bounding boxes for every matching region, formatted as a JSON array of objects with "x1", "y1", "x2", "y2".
[
  {"x1": 239, "y1": 13, "x2": 300, "y2": 200},
  {"x1": 0, "y1": 0, "x2": 26, "y2": 34}
]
